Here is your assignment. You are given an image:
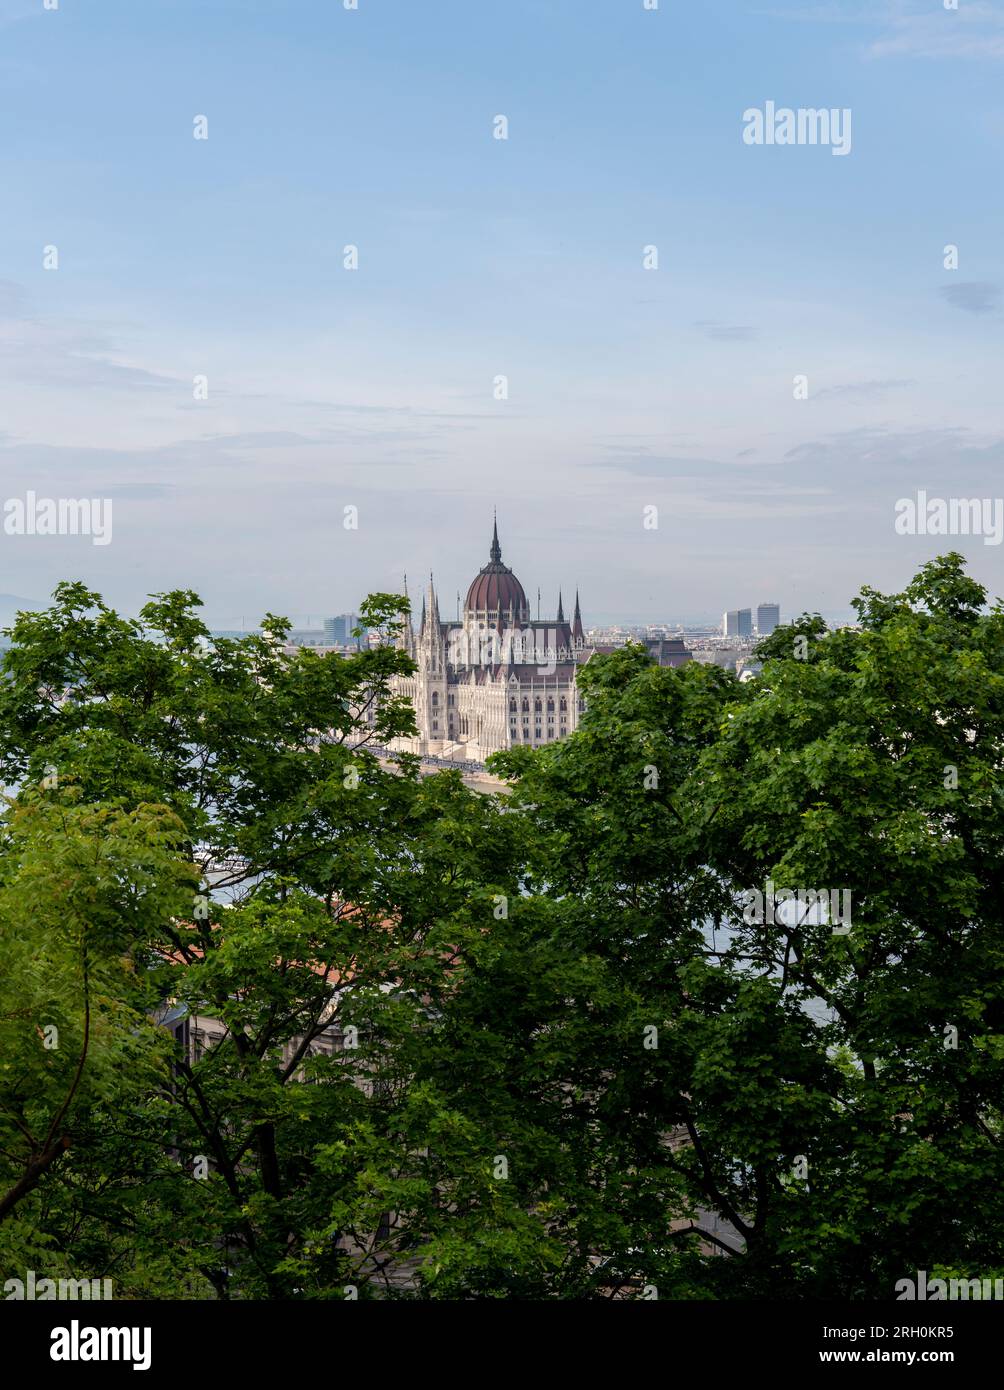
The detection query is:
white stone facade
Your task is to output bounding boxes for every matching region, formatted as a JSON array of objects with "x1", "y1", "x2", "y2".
[{"x1": 390, "y1": 525, "x2": 588, "y2": 764}]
